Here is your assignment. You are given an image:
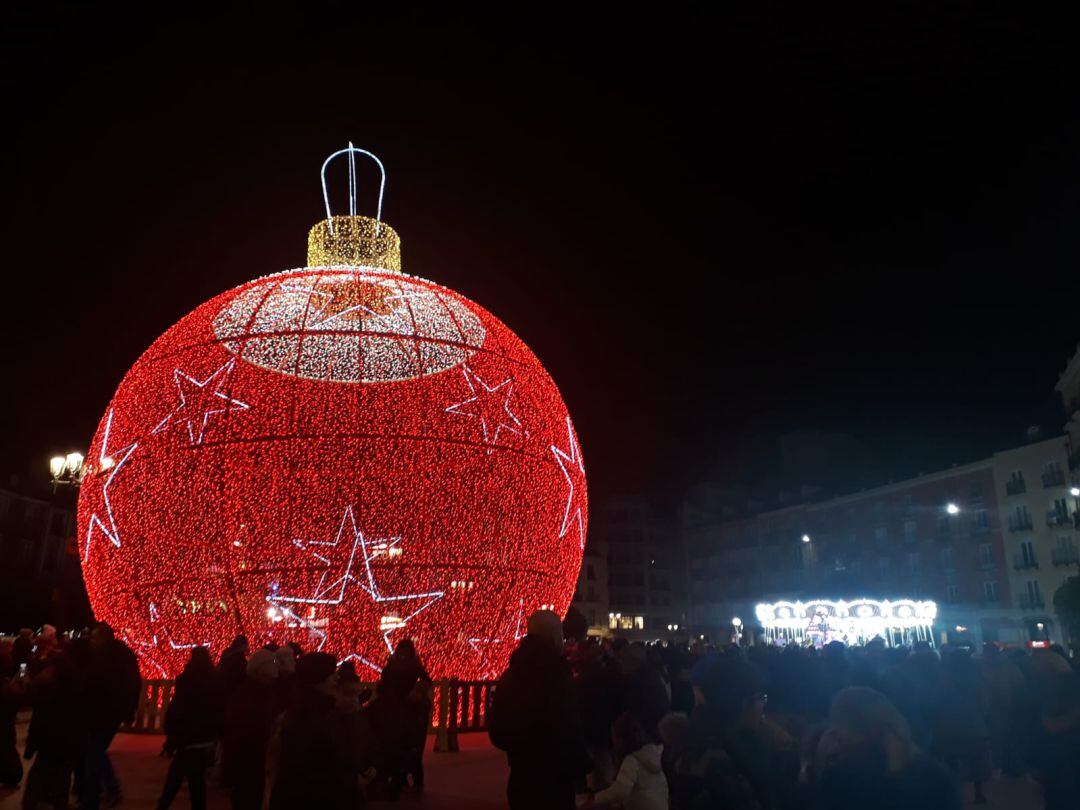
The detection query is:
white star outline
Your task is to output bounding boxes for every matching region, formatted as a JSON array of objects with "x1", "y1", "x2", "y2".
[
  {"x1": 152, "y1": 358, "x2": 250, "y2": 446},
  {"x1": 279, "y1": 277, "x2": 436, "y2": 329},
  {"x1": 84, "y1": 409, "x2": 138, "y2": 562},
  {"x1": 445, "y1": 366, "x2": 523, "y2": 450},
  {"x1": 551, "y1": 415, "x2": 586, "y2": 549},
  {"x1": 467, "y1": 598, "x2": 525, "y2": 658},
  {"x1": 267, "y1": 505, "x2": 445, "y2": 669},
  {"x1": 128, "y1": 602, "x2": 212, "y2": 676}
]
